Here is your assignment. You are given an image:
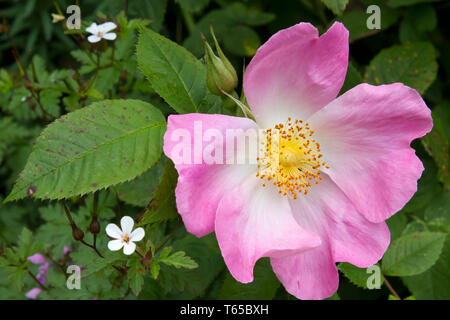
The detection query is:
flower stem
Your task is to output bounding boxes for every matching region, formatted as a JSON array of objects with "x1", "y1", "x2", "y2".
[
  {"x1": 27, "y1": 270, "x2": 48, "y2": 291},
  {"x1": 154, "y1": 218, "x2": 182, "y2": 254},
  {"x1": 384, "y1": 276, "x2": 401, "y2": 300}
]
